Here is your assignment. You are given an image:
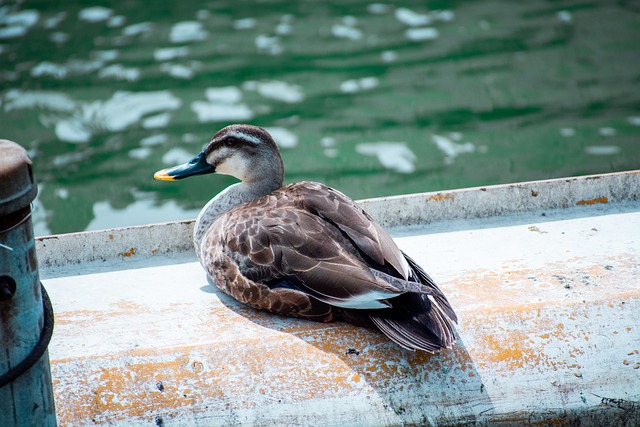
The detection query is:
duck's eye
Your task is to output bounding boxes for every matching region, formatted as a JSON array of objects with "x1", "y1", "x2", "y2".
[{"x1": 226, "y1": 136, "x2": 236, "y2": 146}]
